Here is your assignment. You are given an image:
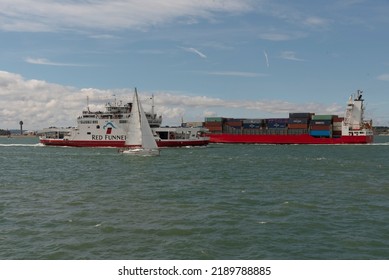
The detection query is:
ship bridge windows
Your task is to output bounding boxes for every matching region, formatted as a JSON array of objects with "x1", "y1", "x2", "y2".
[{"x1": 79, "y1": 120, "x2": 98, "y2": 124}]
